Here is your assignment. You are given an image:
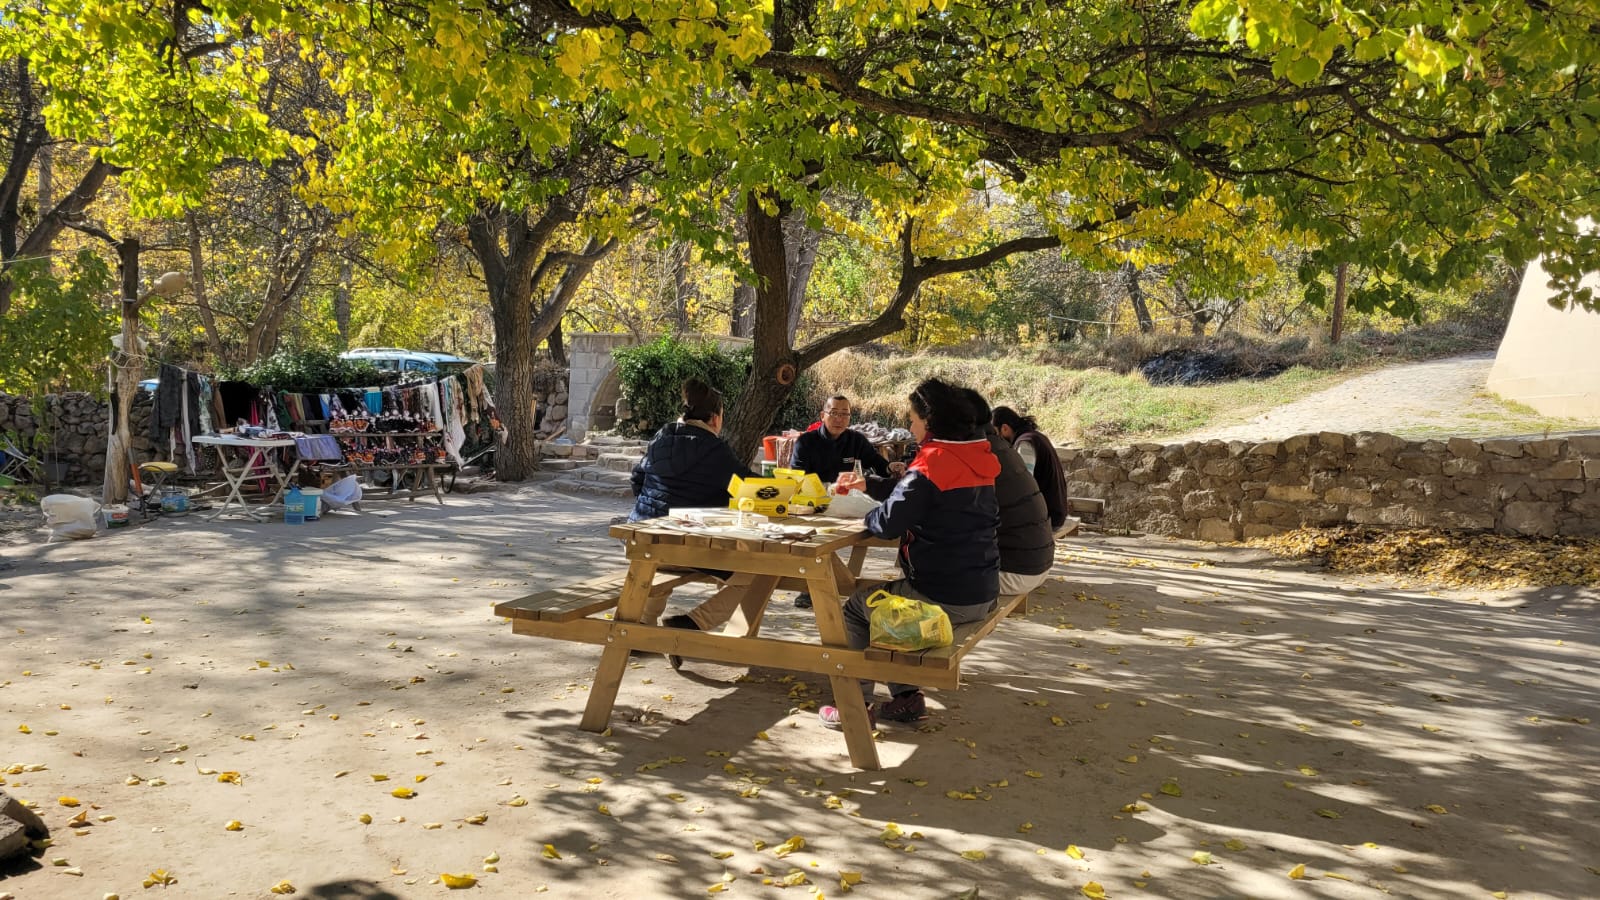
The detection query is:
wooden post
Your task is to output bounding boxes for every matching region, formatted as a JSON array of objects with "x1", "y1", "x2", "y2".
[{"x1": 102, "y1": 237, "x2": 141, "y2": 505}]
